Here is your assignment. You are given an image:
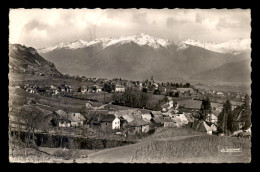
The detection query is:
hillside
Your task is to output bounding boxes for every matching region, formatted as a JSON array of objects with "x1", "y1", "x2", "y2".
[
  {"x1": 9, "y1": 44, "x2": 63, "y2": 77},
  {"x1": 38, "y1": 34, "x2": 250, "y2": 83},
  {"x1": 189, "y1": 59, "x2": 251, "y2": 84}
]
